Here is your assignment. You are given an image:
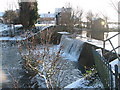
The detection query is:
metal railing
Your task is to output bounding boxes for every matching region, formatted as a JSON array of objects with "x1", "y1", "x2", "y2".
[
  {"x1": 103, "y1": 32, "x2": 120, "y2": 62},
  {"x1": 102, "y1": 32, "x2": 120, "y2": 89},
  {"x1": 93, "y1": 49, "x2": 113, "y2": 89}
]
